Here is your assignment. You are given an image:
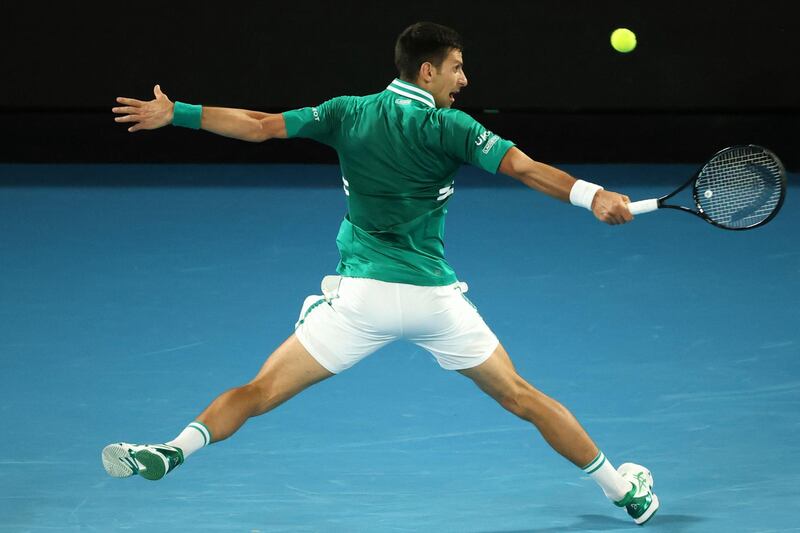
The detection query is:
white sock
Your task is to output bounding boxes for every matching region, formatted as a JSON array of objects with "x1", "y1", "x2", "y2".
[
  {"x1": 581, "y1": 451, "x2": 633, "y2": 502},
  {"x1": 166, "y1": 421, "x2": 212, "y2": 459}
]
